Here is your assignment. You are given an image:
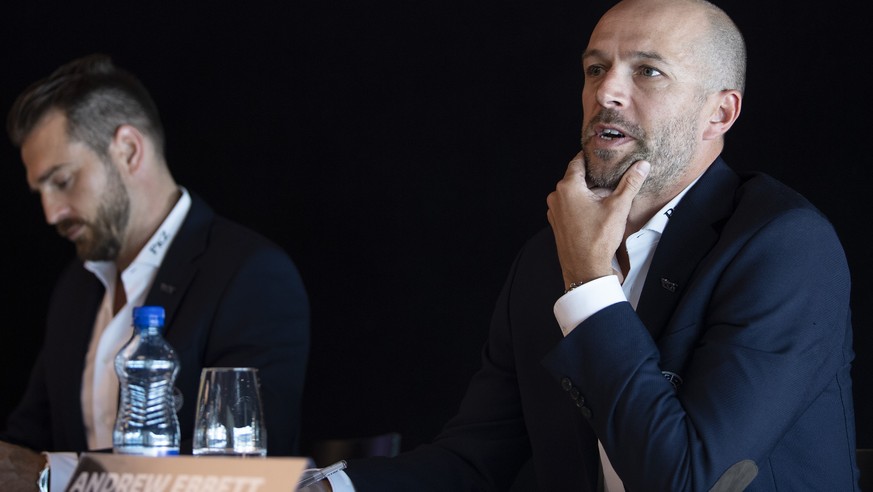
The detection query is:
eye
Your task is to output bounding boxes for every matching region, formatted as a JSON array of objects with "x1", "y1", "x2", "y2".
[
  {"x1": 585, "y1": 64, "x2": 606, "y2": 77},
  {"x1": 51, "y1": 173, "x2": 73, "y2": 191},
  {"x1": 639, "y1": 66, "x2": 663, "y2": 77}
]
